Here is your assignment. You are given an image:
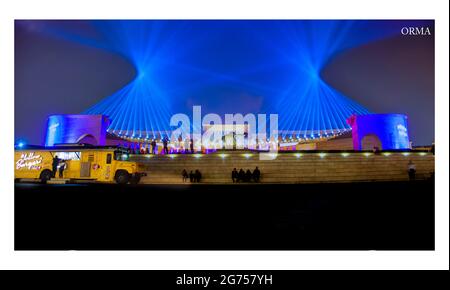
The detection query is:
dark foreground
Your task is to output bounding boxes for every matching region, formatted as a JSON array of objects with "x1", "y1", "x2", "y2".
[{"x1": 15, "y1": 181, "x2": 434, "y2": 250}]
